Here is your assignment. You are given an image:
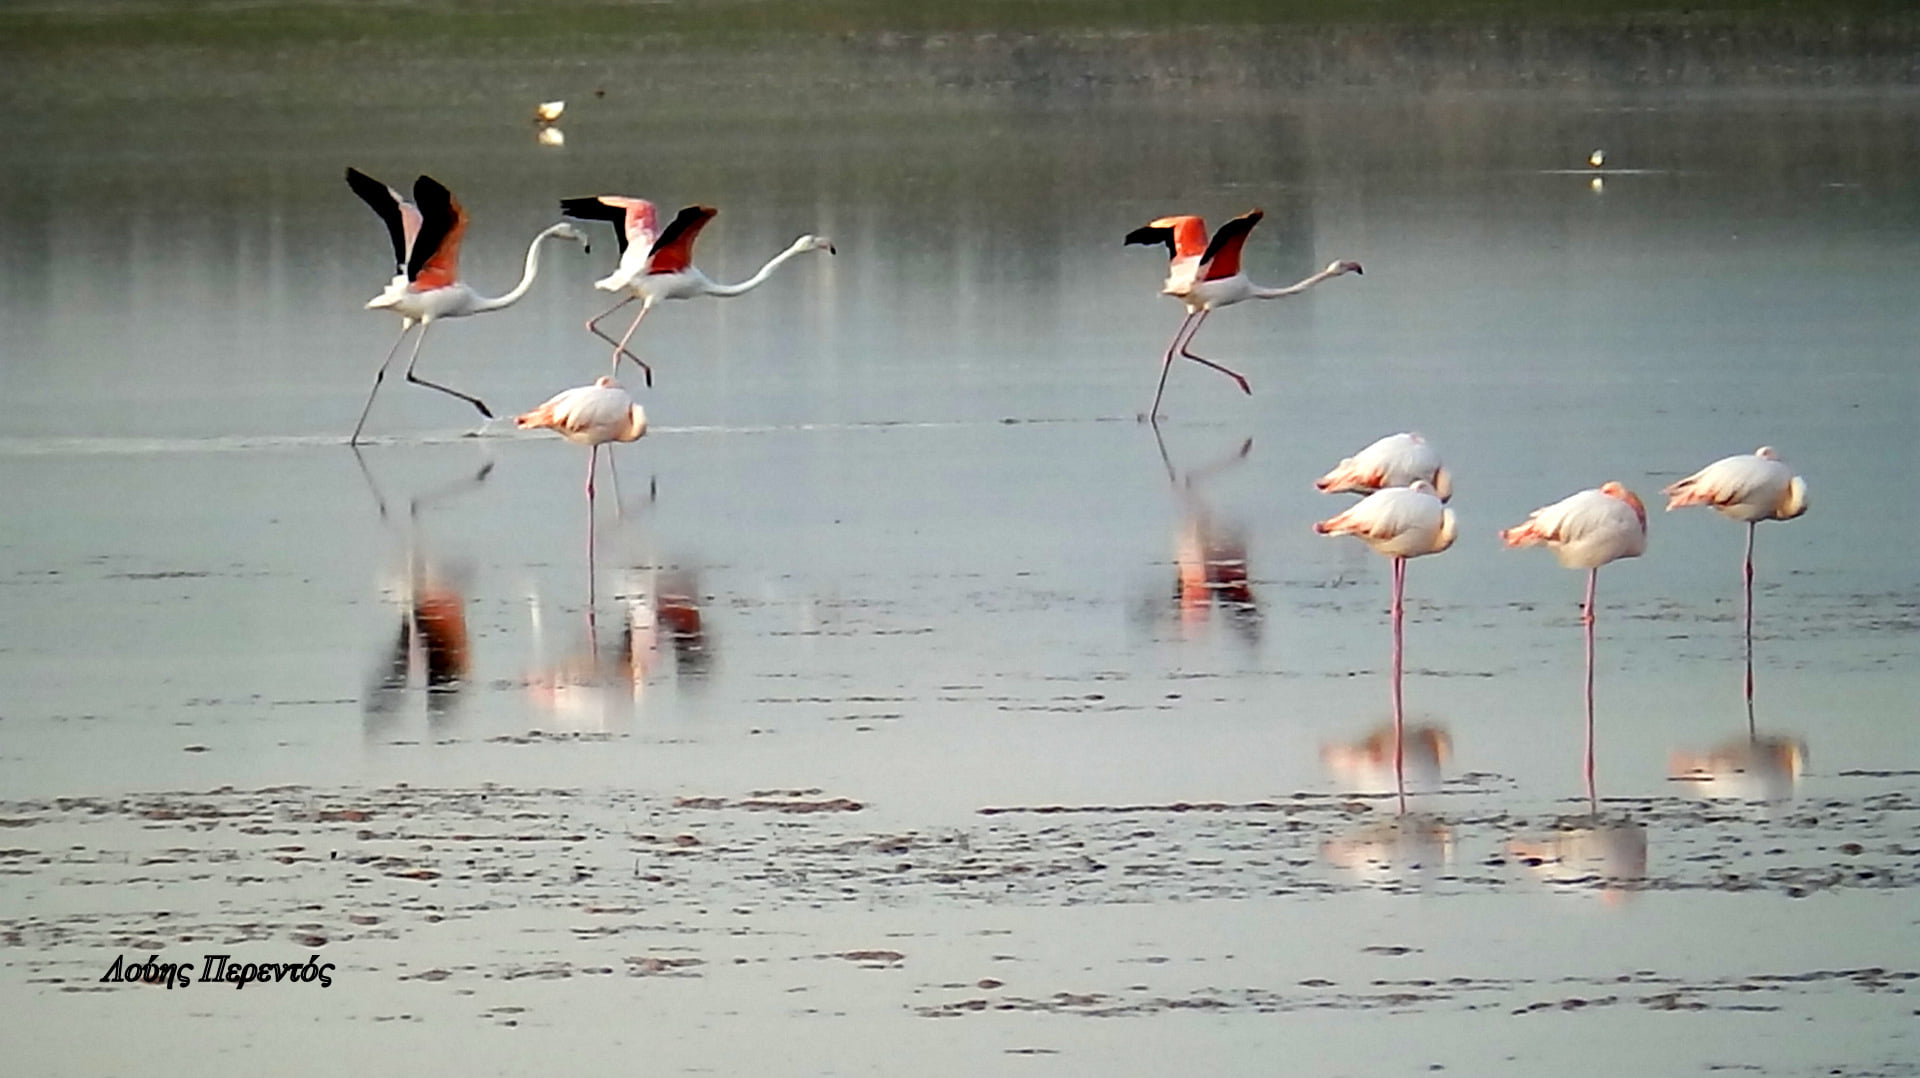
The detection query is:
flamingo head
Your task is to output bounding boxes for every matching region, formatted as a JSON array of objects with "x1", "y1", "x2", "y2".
[
  {"x1": 793, "y1": 234, "x2": 836, "y2": 256},
  {"x1": 548, "y1": 222, "x2": 591, "y2": 251},
  {"x1": 1327, "y1": 259, "x2": 1363, "y2": 277}
]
